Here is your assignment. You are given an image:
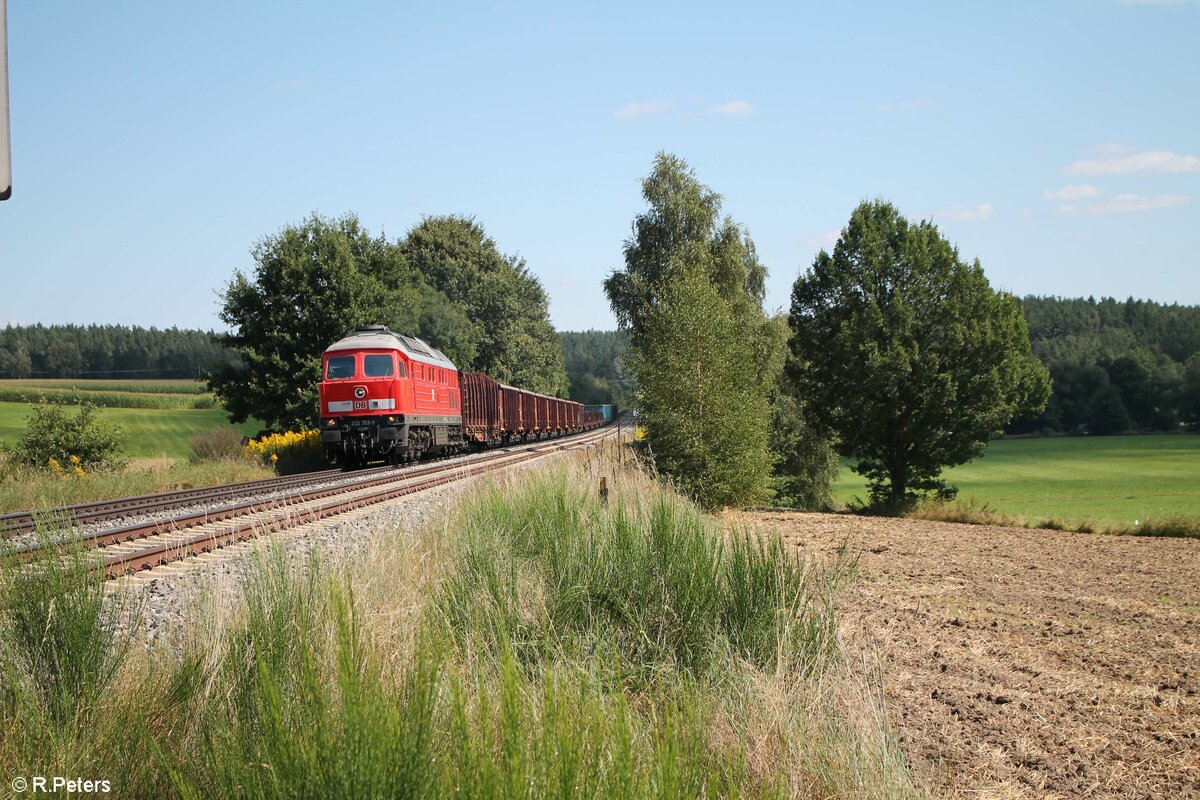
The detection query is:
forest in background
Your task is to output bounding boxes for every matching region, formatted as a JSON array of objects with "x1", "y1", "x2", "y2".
[
  {"x1": 1012, "y1": 296, "x2": 1200, "y2": 434},
  {"x1": 0, "y1": 324, "x2": 231, "y2": 379},
  {"x1": 557, "y1": 330, "x2": 634, "y2": 407},
  {"x1": 2, "y1": 295, "x2": 1199, "y2": 433}
]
